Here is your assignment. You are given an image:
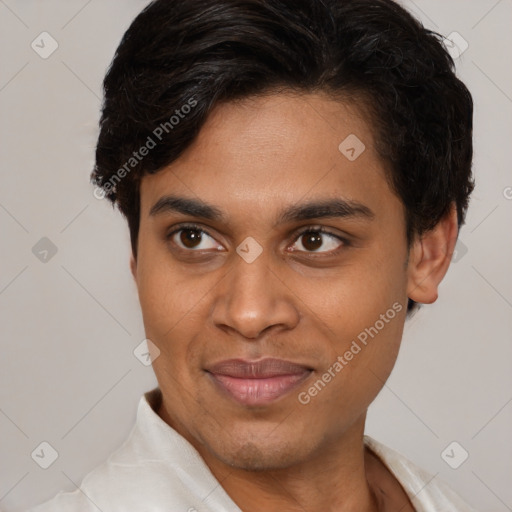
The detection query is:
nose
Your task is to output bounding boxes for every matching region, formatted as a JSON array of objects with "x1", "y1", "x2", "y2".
[{"x1": 211, "y1": 249, "x2": 301, "y2": 340}]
